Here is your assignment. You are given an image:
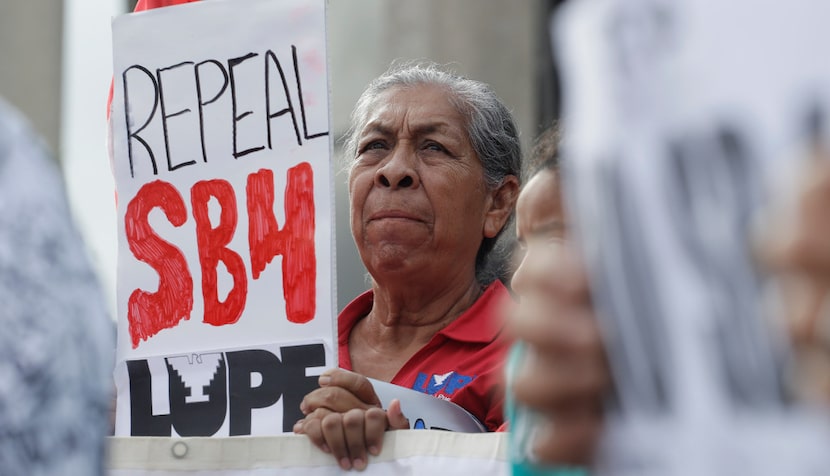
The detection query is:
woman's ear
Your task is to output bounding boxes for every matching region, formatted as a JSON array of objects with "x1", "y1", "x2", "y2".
[{"x1": 483, "y1": 175, "x2": 520, "y2": 238}]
